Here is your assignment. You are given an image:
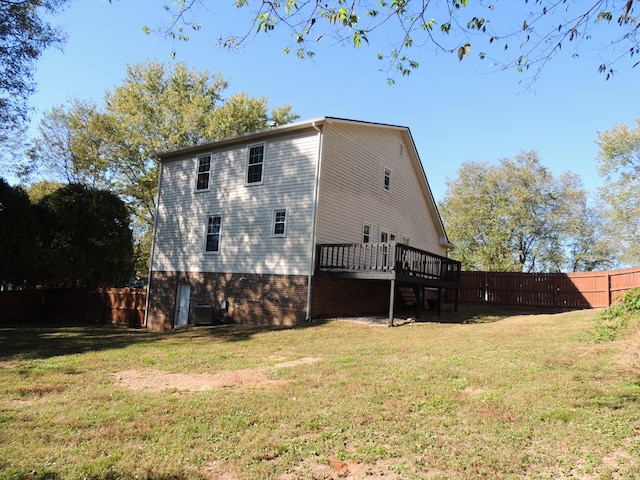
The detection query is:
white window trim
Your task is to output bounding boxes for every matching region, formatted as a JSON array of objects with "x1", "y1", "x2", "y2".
[
  {"x1": 379, "y1": 229, "x2": 390, "y2": 268},
  {"x1": 384, "y1": 166, "x2": 392, "y2": 192},
  {"x1": 245, "y1": 142, "x2": 266, "y2": 186},
  {"x1": 363, "y1": 223, "x2": 372, "y2": 243},
  {"x1": 195, "y1": 153, "x2": 212, "y2": 192},
  {"x1": 204, "y1": 213, "x2": 222, "y2": 254},
  {"x1": 271, "y1": 208, "x2": 288, "y2": 237}
]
